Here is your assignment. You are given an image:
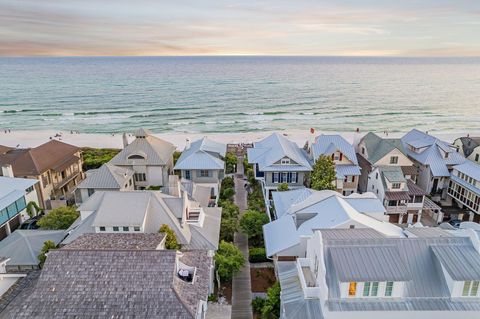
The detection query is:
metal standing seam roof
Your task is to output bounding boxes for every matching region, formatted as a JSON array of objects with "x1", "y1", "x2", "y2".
[
  {"x1": 0, "y1": 230, "x2": 66, "y2": 266},
  {"x1": 109, "y1": 130, "x2": 176, "y2": 166},
  {"x1": 247, "y1": 133, "x2": 312, "y2": 172},
  {"x1": 75, "y1": 163, "x2": 134, "y2": 189},
  {"x1": 335, "y1": 165, "x2": 361, "y2": 179},
  {"x1": 401, "y1": 129, "x2": 466, "y2": 177},
  {"x1": 329, "y1": 245, "x2": 412, "y2": 282},
  {"x1": 451, "y1": 175, "x2": 480, "y2": 196},
  {"x1": 454, "y1": 160, "x2": 480, "y2": 181},
  {"x1": 431, "y1": 245, "x2": 480, "y2": 281},
  {"x1": 0, "y1": 176, "x2": 38, "y2": 210},
  {"x1": 312, "y1": 134, "x2": 359, "y2": 165},
  {"x1": 174, "y1": 137, "x2": 226, "y2": 170}
]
